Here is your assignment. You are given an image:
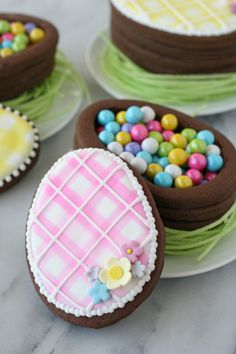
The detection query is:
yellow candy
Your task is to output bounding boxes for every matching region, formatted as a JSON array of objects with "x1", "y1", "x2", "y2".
[
  {"x1": 161, "y1": 114, "x2": 178, "y2": 130},
  {"x1": 170, "y1": 133, "x2": 187, "y2": 149},
  {"x1": 30, "y1": 28, "x2": 45, "y2": 43},
  {"x1": 175, "y1": 176, "x2": 193, "y2": 189},
  {"x1": 0, "y1": 48, "x2": 13, "y2": 58},
  {"x1": 168, "y1": 148, "x2": 188, "y2": 166},
  {"x1": 146, "y1": 163, "x2": 163, "y2": 180},
  {"x1": 11, "y1": 22, "x2": 25, "y2": 35},
  {"x1": 116, "y1": 131, "x2": 131, "y2": 145},
  {"x1": 116, "y1": 111, "x2": 126, "y2": 125}
]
